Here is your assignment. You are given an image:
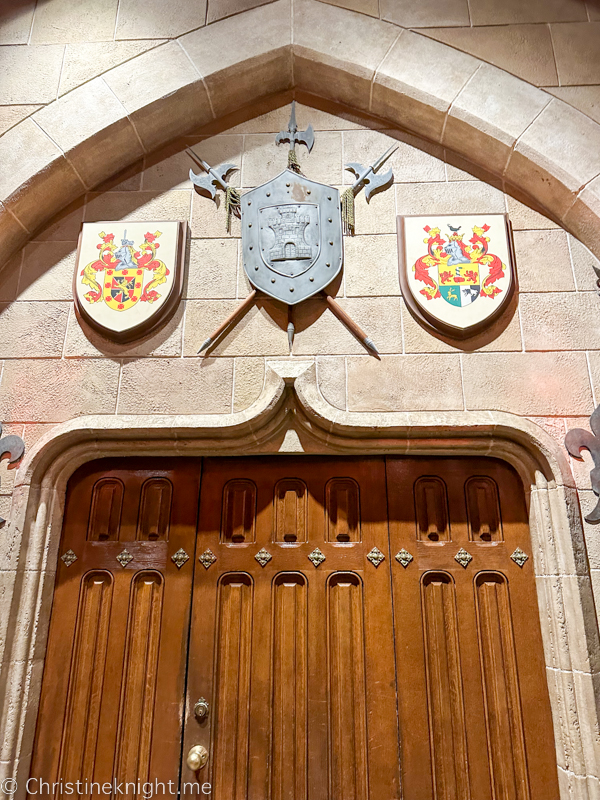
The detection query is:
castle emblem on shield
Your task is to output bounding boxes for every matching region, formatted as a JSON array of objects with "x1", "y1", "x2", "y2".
[
  {"x1": 398, "y1": 214, "x2": 515, "y2": 339},
  {"x1": 74, "y1": 221, "x2": 186, "y2": 342}
]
